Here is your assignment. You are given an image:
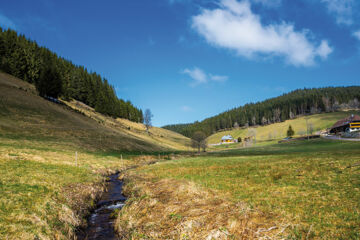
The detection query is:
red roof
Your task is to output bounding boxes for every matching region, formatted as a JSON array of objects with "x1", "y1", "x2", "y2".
[{"x1": 331, "y1": 114, "x2": 360, "y2": 129}]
